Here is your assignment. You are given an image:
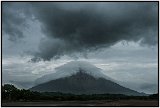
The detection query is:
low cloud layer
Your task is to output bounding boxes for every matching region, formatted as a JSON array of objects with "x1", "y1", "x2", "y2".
[{"x1": 2, "y1": 43, "x2": 158, "y2": 93}]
